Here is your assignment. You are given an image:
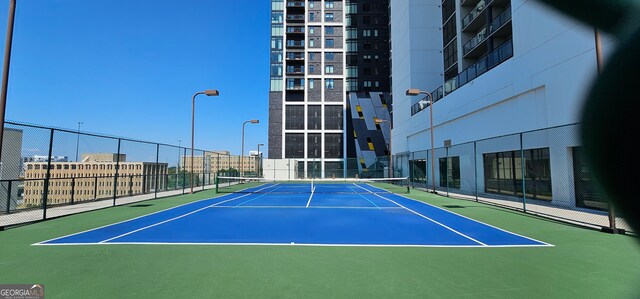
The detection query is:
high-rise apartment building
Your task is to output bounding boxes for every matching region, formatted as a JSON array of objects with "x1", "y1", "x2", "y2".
[
  {"x1": 269, "y1": 0, "x2": 391, "y2": 178},
  {"x1": 391, "y1": 0, "x2": 613, "y2": 210}
]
